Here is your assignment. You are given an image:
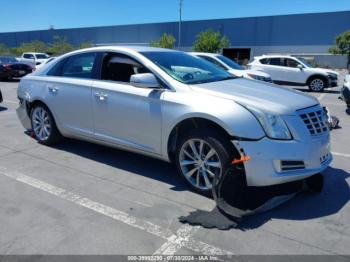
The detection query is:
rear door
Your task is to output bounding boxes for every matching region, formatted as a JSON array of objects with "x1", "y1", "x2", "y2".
[
  {"x1": 258, "y1": 57, "x2": 286, "y2": 81},
  {"x1": 91, "y1": 52, "x2": 163, "y2": 154},
  {"x1": 44, "y1": 52, "x2": 98, "y2": 137}
]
